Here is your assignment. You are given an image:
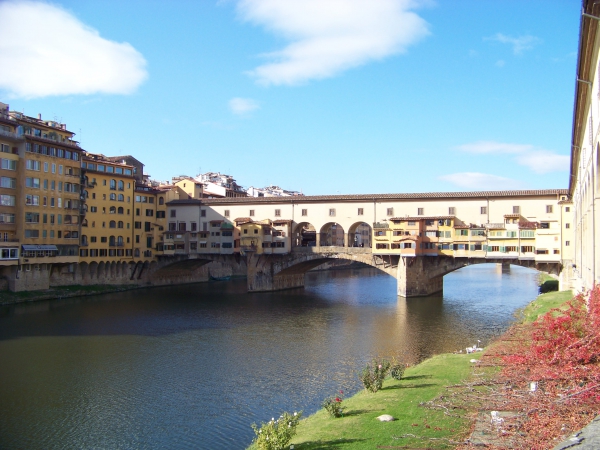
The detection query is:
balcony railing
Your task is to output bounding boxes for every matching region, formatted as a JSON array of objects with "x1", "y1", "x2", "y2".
[
  {"x1": 373, "y1": 222, "x2": 389, "y2": 229},
  {"x1": 0, "y1": 128, "x2": 23, "y2": 142}
]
